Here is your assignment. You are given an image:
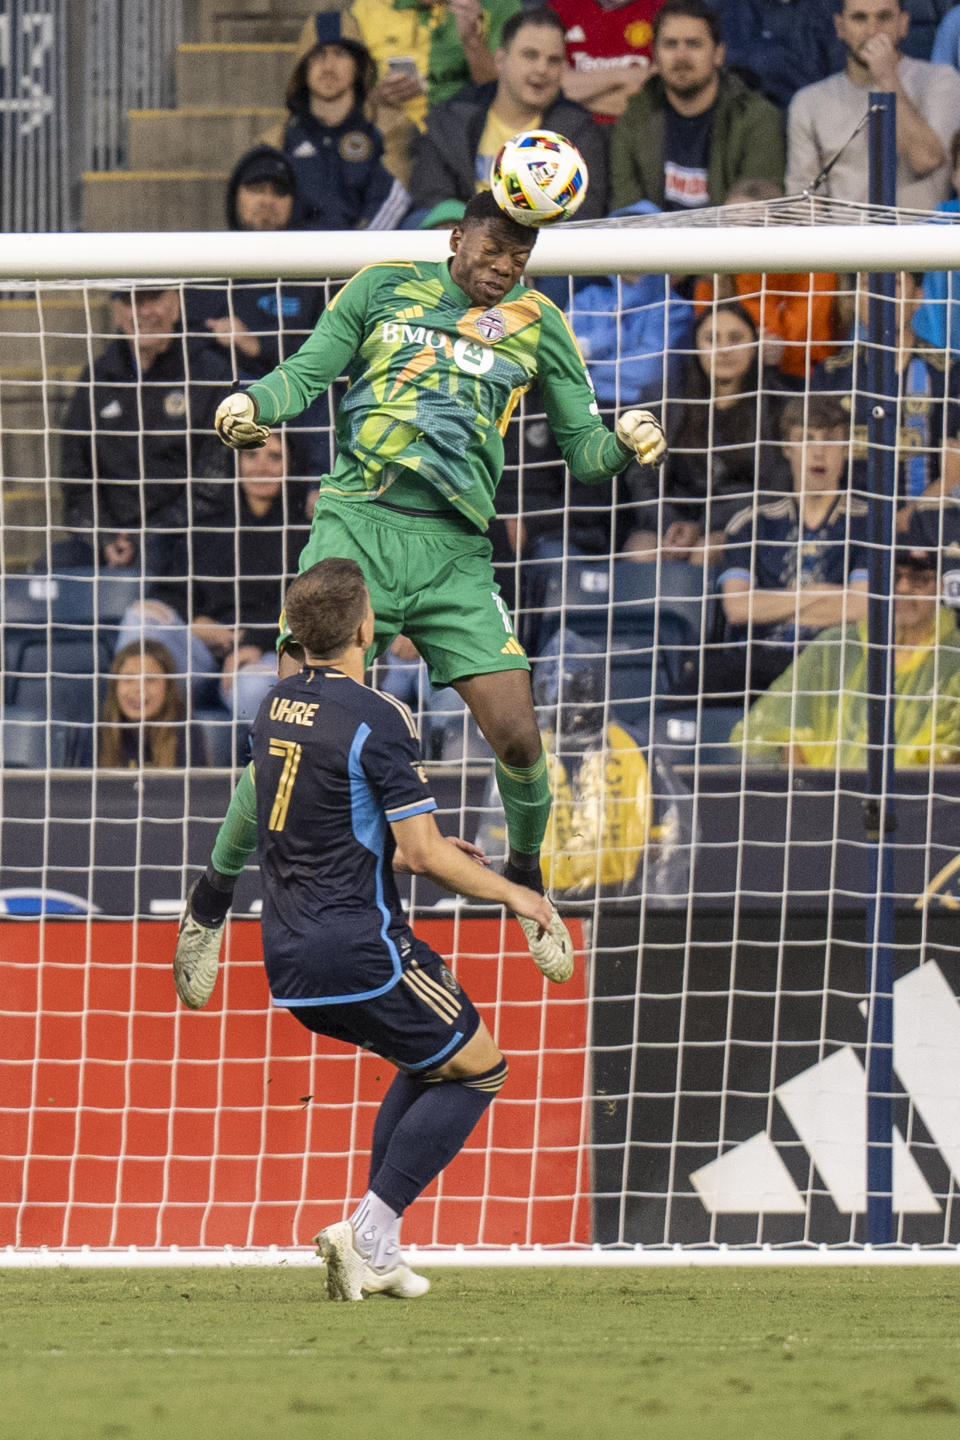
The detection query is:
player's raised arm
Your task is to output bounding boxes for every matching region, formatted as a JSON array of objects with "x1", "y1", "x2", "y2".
[
  {"x1": 534, "y1": 300, "x2": 666, "y2": 481},
  {"x1": 214, "y1": 264, "x2": 389, "y2": 442}
]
